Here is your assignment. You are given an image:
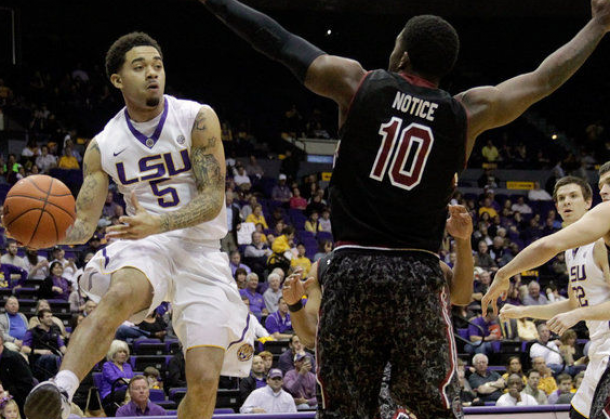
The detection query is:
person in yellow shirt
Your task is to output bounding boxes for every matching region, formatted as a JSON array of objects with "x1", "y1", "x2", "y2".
[
  {"x1": 58, "y1": 146, "x2": 80, "y2": 170},
  {"x1": 291, "y1": 243, "x2": 312, "y2": 275},
  {"x1": 268, "y1": 226, "x2": 295, "y2": 271},
  {"x1": 532, "y1": 356, "x2": 558, "y2": 395},
  {"x1": 501, "y1": 357, "x2": 527, "y2": 390},
  {"x1": 246, "y1": 204, "x2": 268, "y2": 229},
  {"x1": 304, "y1": 211, "x2": 321, "y2": 233}
]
